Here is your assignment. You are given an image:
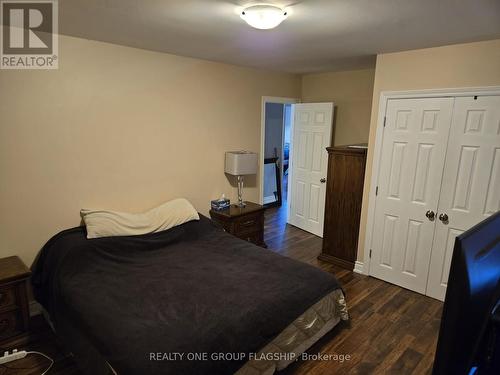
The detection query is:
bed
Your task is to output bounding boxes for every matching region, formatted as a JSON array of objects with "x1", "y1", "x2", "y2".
[{"x1": 31, "y1": 215, "x2": 348, "y2": 375}]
